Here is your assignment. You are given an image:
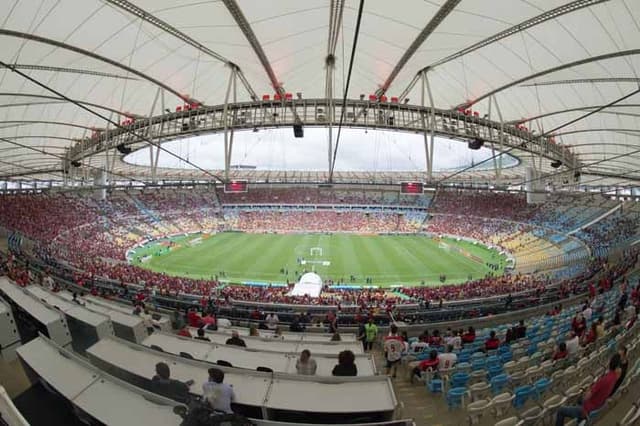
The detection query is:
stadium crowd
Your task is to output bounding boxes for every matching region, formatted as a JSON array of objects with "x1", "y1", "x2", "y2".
[
  {"x1": 218, "y1": 186, "x2": 432, "y2": 206},
  {"x1": 0, "y1": 188, "x2": 638, "y2": 309},
  {"x1": 227, "y1": 209, "x2": 423, "y2": 233}
]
